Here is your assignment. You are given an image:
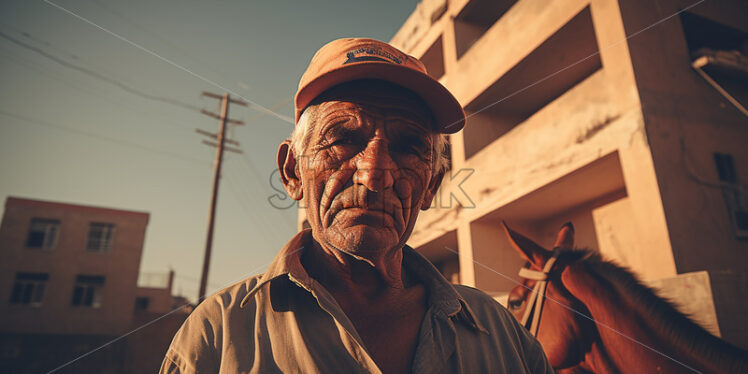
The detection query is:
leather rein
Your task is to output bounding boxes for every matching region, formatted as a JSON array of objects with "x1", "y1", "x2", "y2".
[{"x1": 517, "y1": 248, "x2": 561, "y2": 337}]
